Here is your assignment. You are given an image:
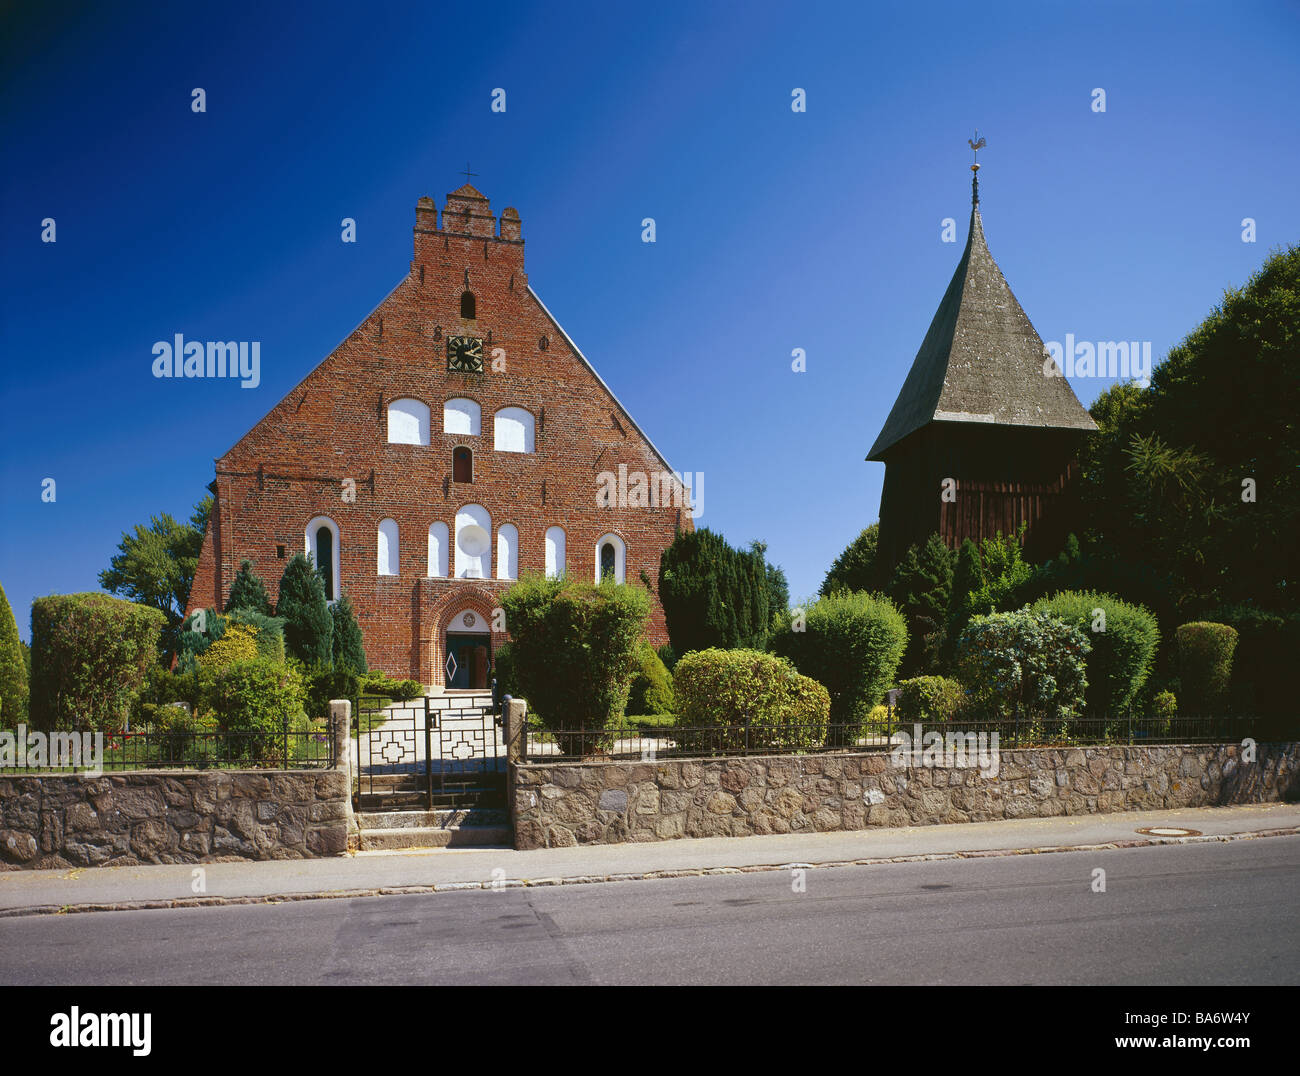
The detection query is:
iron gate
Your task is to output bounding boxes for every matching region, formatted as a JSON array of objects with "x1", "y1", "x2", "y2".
[{"x1": 353, "y1": 693, "x2": 506, "y2": 810}]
